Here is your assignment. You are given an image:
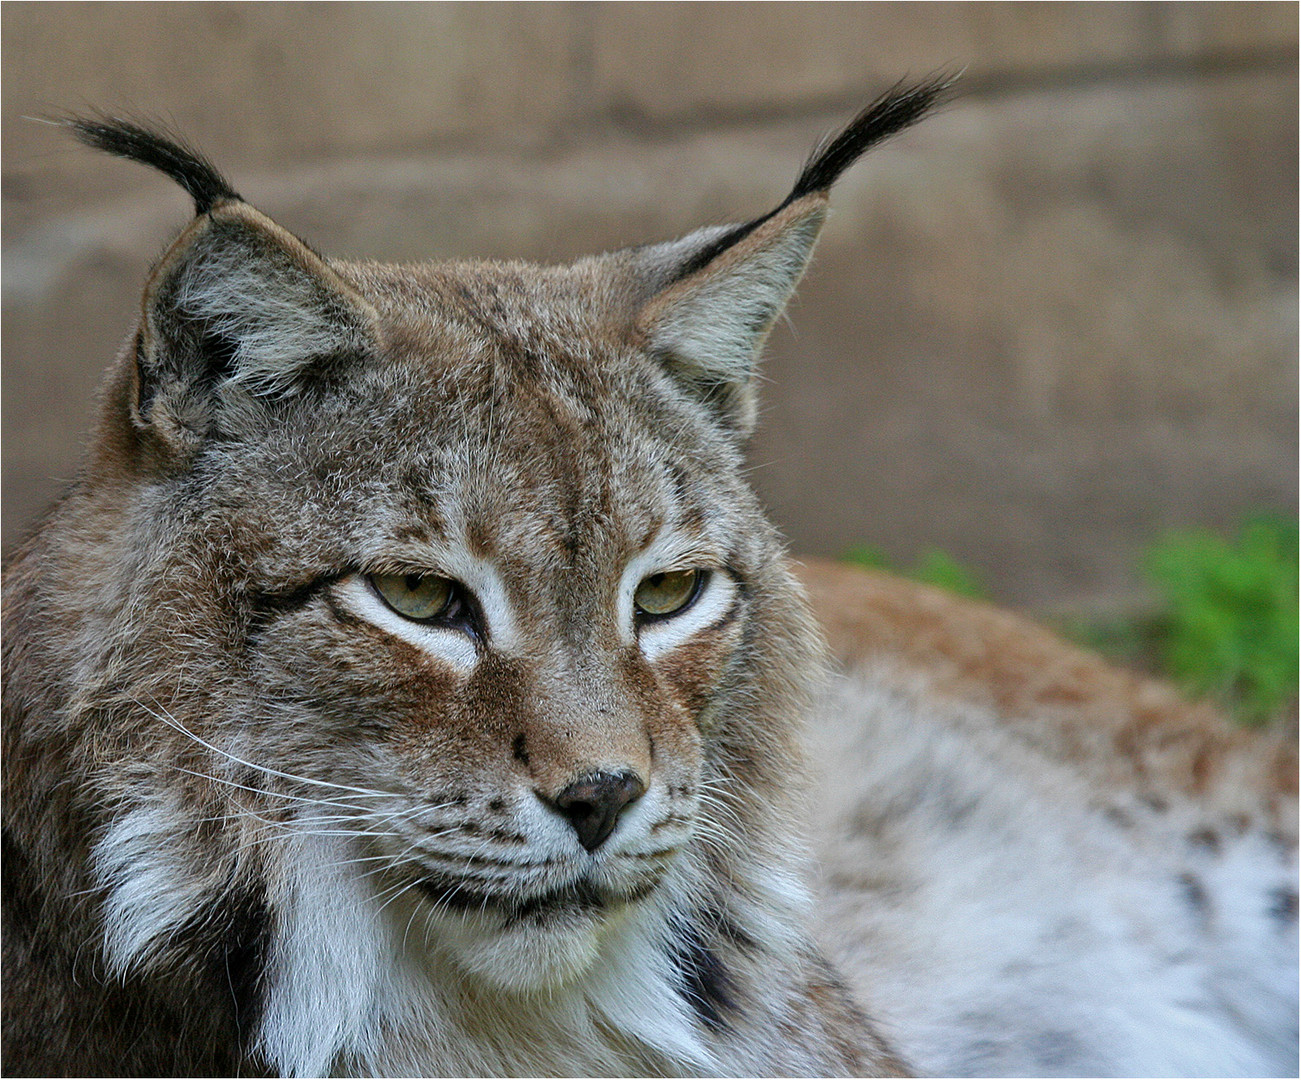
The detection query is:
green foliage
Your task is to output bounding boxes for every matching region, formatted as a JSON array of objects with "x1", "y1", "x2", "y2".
[
  {"x1": 910, "y1": 547, "x2": 991, "y2": 601},
  {"x1": 841, "y1": 544, "x2": 891, "y2": 571},
  {"x1": 847, "y1": 514, "x2": 1298, "y2": 726},
  {"x1": 842, "y1": 543, "x2": 990, "y2": 600},
  {"x1": 1141, "y1": 515, "x2": 1298, "y2": 725}
]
